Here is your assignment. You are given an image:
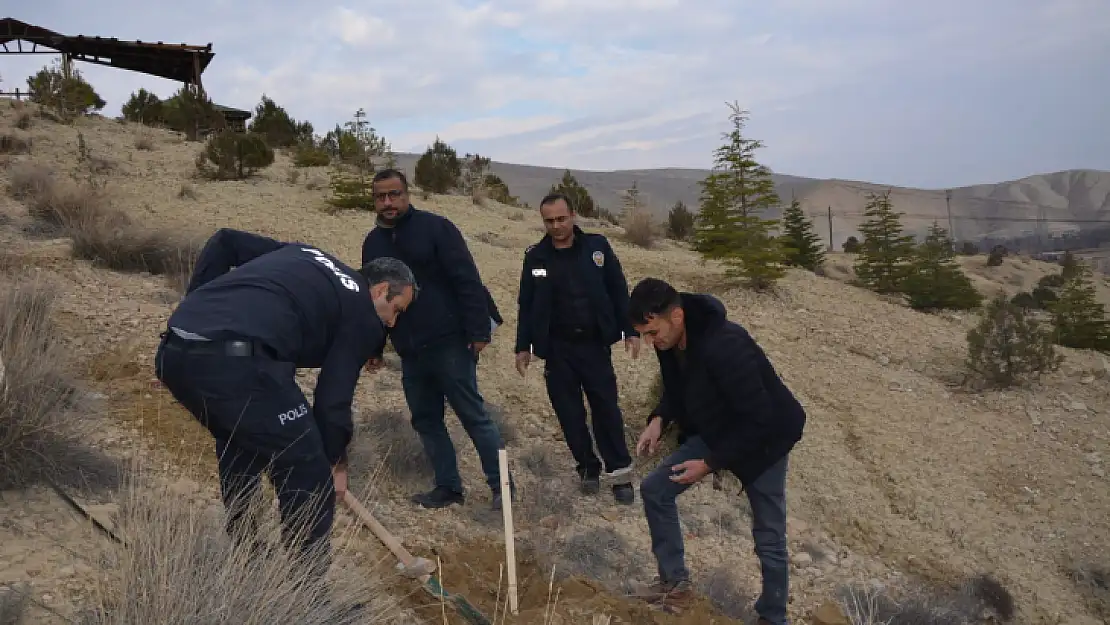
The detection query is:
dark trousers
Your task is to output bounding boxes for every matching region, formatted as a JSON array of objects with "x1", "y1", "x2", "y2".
[
  {"x1": 154, "y1": 334, "x2": 335, "y2": 573},
  {"x1": 640, "y1": 435, "x2": 790, "y2": 625},
  {"x1": 543, "y1": 337, "x2": 632, "y2": 480},
  {"x1": 400, "y1": 337, "x2": 507, "y2": 494}
]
